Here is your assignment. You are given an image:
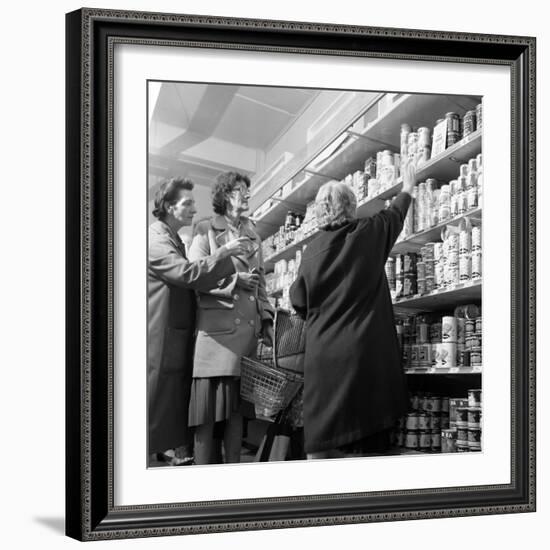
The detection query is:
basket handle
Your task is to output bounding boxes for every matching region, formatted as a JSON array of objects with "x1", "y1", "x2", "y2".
[{"x1": 271, "y1": 308, "x2": 290, "y2": 370}]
